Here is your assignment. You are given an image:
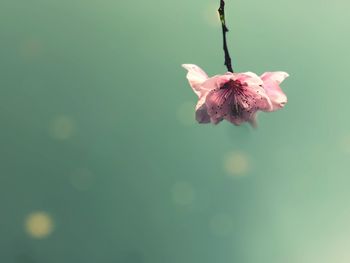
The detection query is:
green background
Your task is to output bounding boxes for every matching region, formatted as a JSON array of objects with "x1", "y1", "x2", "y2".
[{"x1": 1, "y1": 0, "x2": 350, "y2": 262}]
